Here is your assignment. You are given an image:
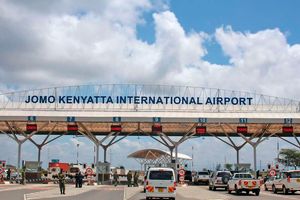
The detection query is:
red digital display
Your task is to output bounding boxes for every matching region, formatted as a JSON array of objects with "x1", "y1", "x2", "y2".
[
  {"x1": 282, "y1": 126, "x2": 293, "y2": 133},
  {"x1": 26, "y1": 124, "x2": 37, "y2": 132},
  {"x1": 152, "y1": 124, "x2": 162, "y2": 133},
  {"x1": 111, "y1": 125, "x2": 122, "y2": 132},
  {"x1": 237, "y1": 126, "x2": 247, "y2": 134},
  {"x1": 196, "y1": 126, "x2": 206, "y2": 134},
  {"x1": 67, "y1": 124, "x2": 78, "y2": 131}
]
